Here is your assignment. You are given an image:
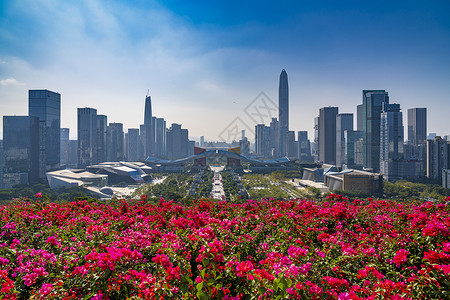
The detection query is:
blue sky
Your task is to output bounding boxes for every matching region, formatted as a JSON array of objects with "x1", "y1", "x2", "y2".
[{"x1": 0, "y1": 0, "x2": 449, "y2": 141}]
